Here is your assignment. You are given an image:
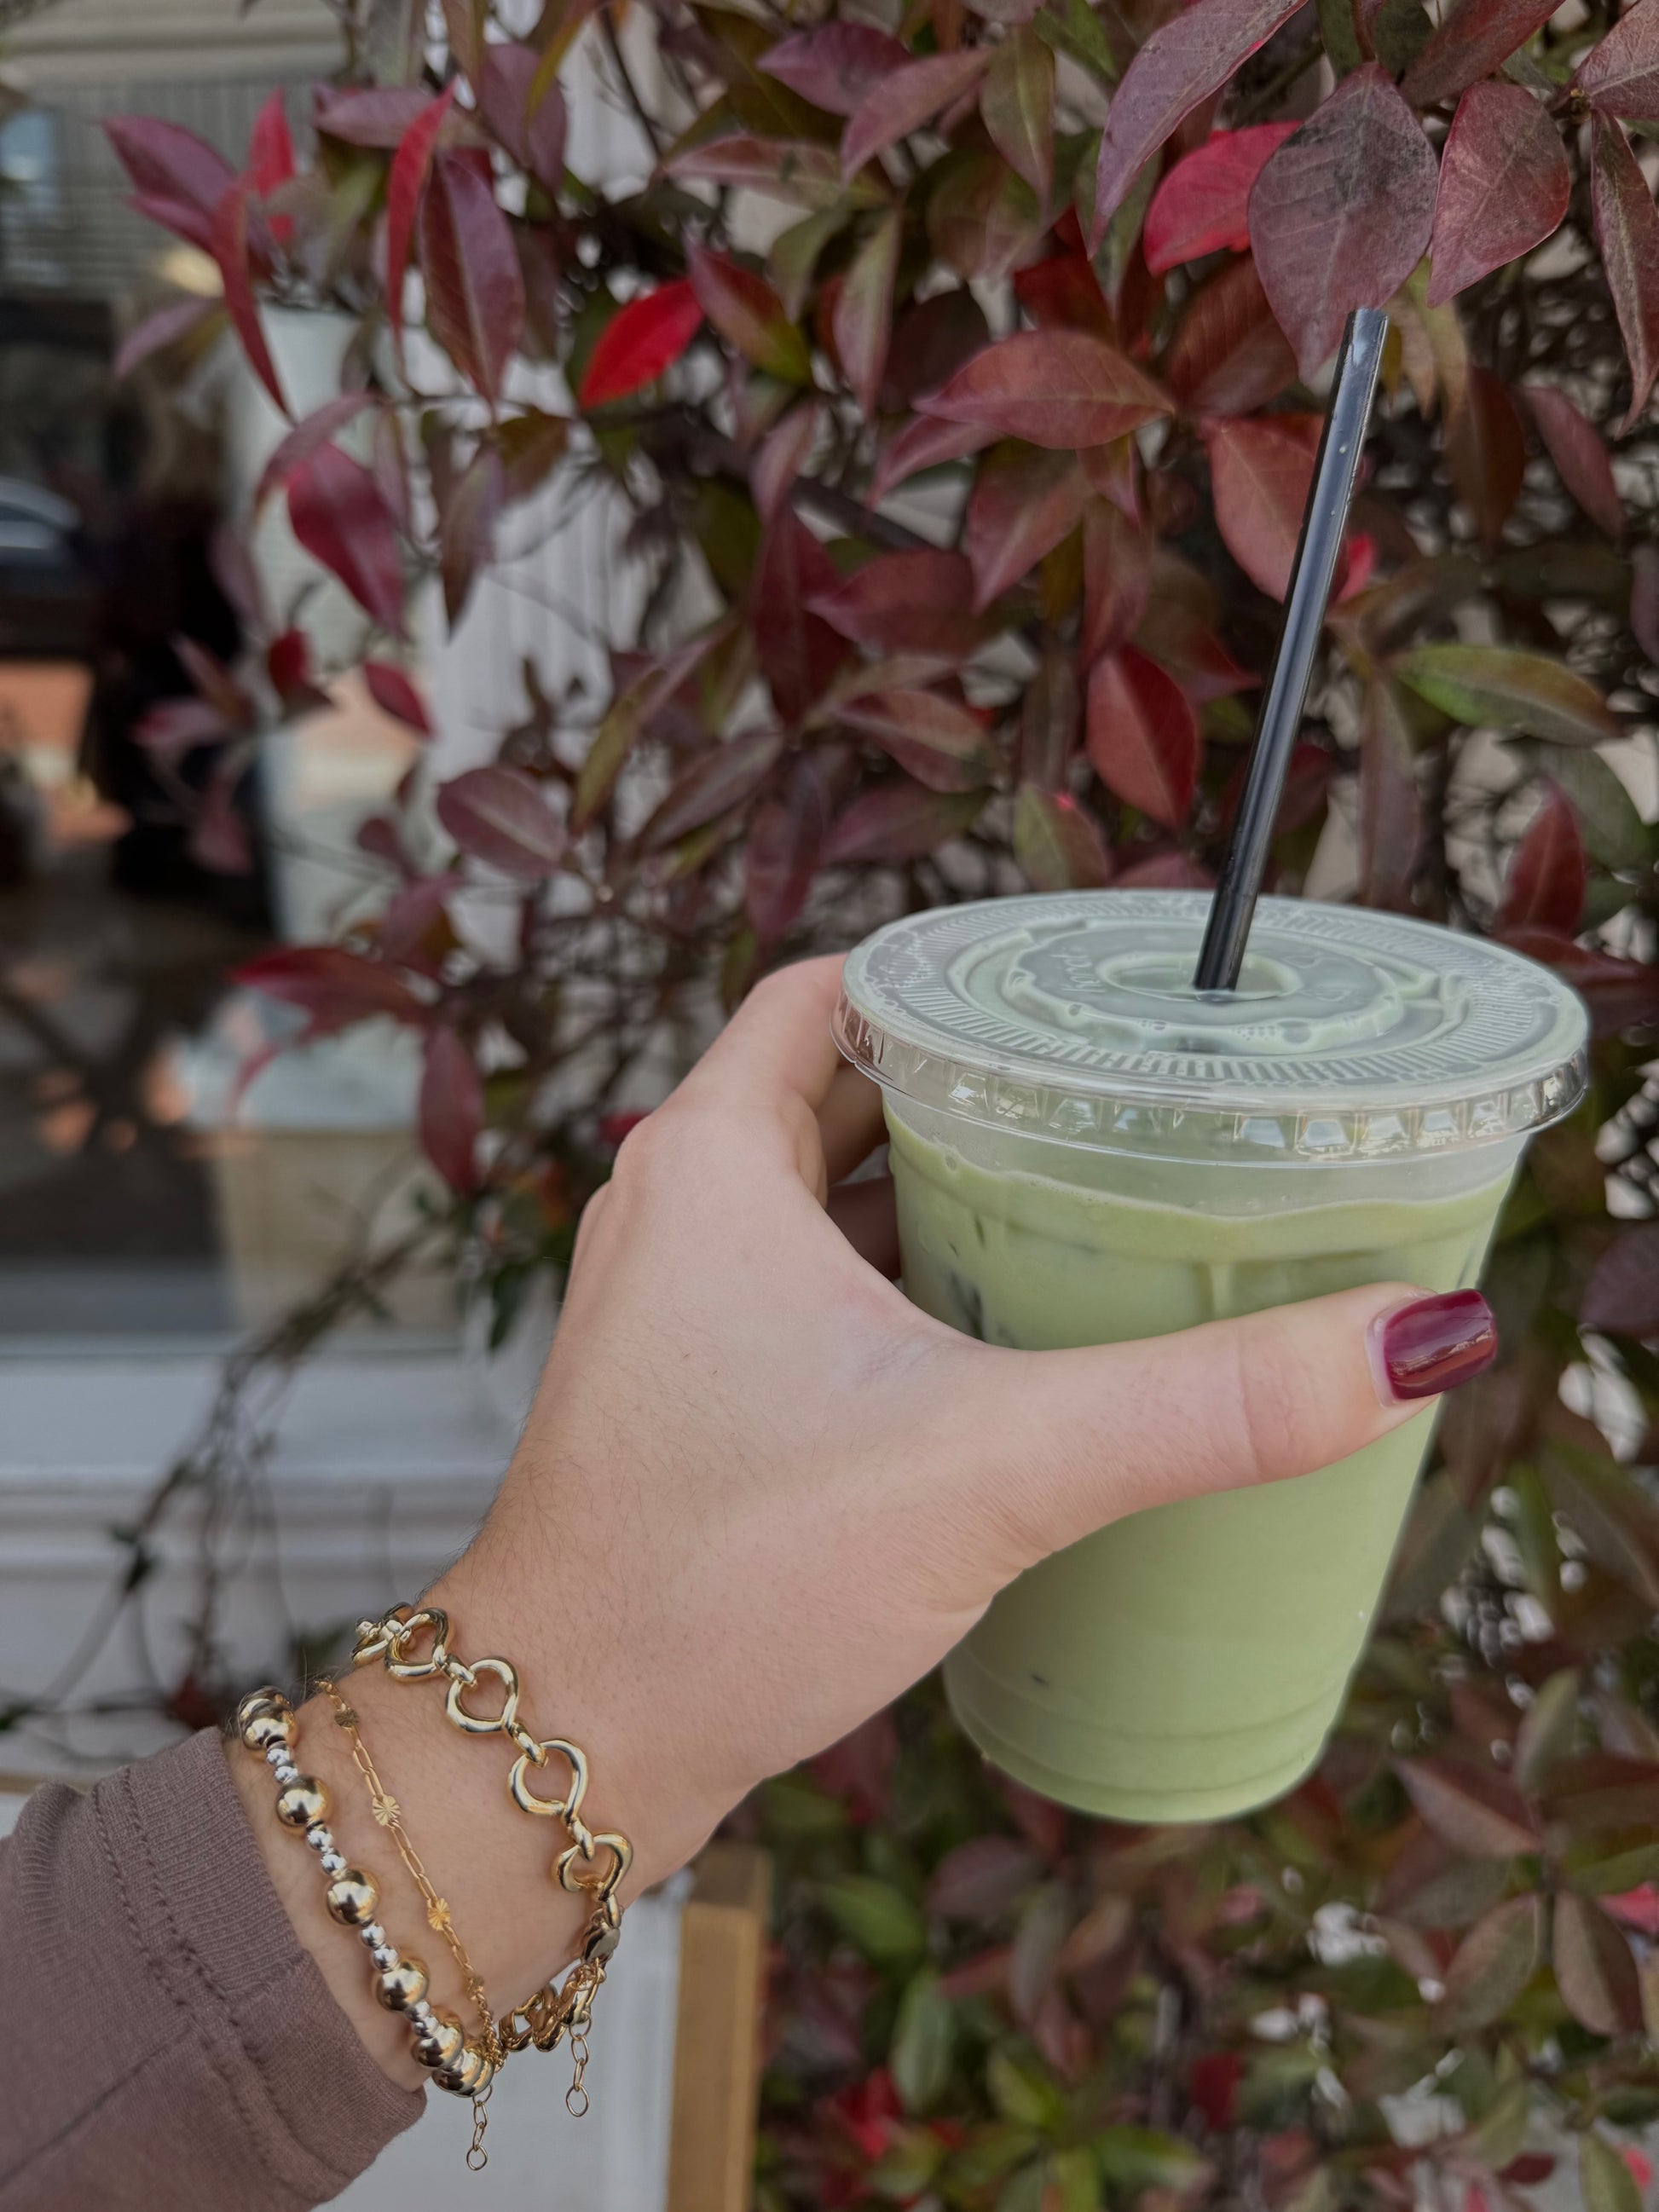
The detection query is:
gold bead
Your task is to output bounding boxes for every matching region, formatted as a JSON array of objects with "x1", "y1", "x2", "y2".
[
  {"x1": 373, "y1": 1956, "x2": 429, "y2": 2012},
  {"x1": 275, "y1": 1776, "x2": 329, "y2": 1829},
  {"x1": 242, "y1": 1709, "x2": 298, "y2": 1754},
  {"x1": 436, "y1": 2041, "x2": 494, "y2": 2096},
  {"x1": 235, "y1": 1689, "x2": 289, "y2": 1733},
  {"x1": 412, "y1": 2008, "x2": 465, "y2": 2070},
  {"x1": 325, "y1": 1868, "x2": 379, "y2": 1926}
]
